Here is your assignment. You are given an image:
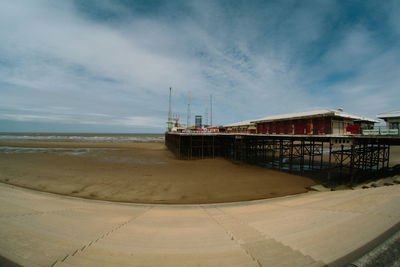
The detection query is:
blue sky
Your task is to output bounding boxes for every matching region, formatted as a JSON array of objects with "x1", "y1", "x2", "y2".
[{"x1": 0, "y1": 0, "x2": 399, "y2": 133}]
